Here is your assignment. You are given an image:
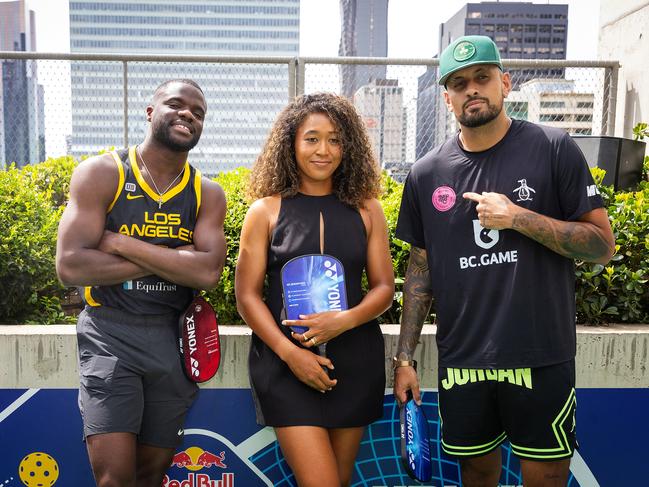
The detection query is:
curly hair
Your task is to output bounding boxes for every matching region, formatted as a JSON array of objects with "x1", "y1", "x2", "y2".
[{"x1": 248, "y1": 92, "x2": 381, "y2": 208}]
